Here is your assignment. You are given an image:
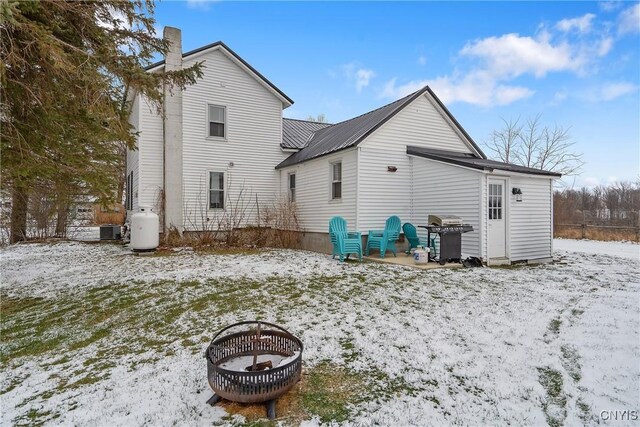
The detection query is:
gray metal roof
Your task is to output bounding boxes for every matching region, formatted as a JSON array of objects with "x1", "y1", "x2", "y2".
[
  {"x1": 282, "y1": 118, "x2": 332, "y2": 149},
  {"x1": 276, "y1": 85, "x2": 486, "y2": 169},
  {"x1": 407, "y1": 146, "x2": 562, "y2": 177}
]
